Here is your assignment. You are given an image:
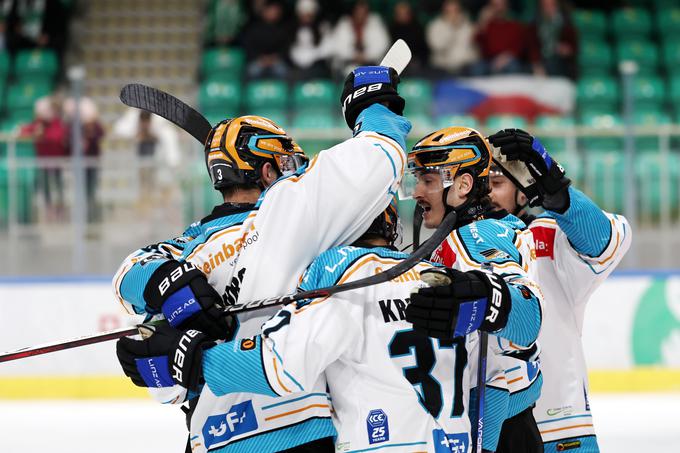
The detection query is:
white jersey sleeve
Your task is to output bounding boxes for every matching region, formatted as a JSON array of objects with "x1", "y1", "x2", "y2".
[{"x1": 233, "y1": 104, "x2": 409, "y2": 303}]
